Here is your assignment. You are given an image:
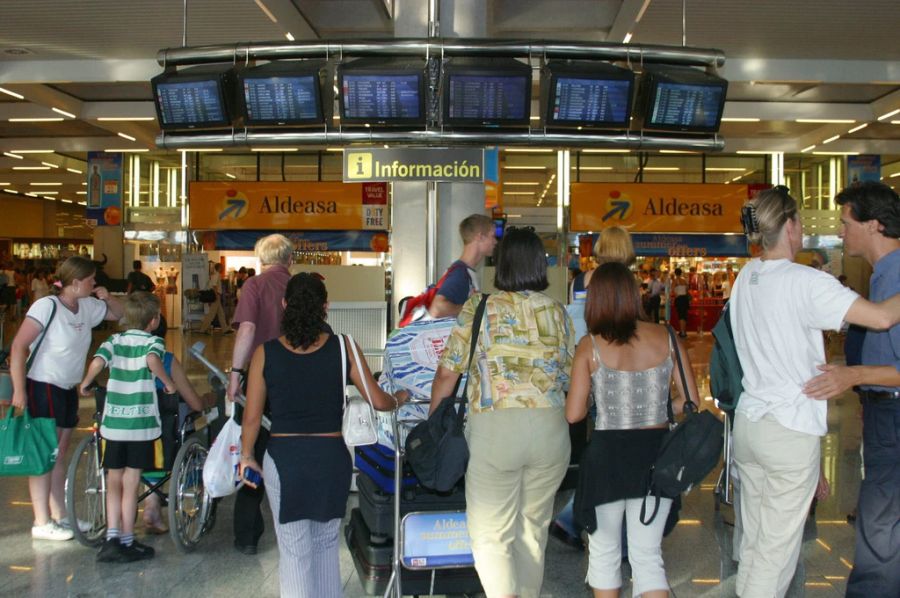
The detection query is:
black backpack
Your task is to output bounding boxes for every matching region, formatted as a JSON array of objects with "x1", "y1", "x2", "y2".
[
  {"x1": 641, "y1": 327, "x2": 724, "y2": 525},
  {"x1": 709, "y1": 302, "x2": 743, "y2": 412}
]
